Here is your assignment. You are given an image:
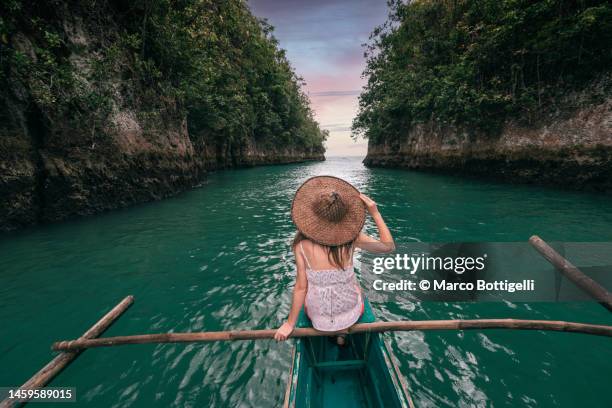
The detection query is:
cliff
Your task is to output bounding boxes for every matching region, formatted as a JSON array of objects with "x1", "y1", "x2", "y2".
[
  {"x1": 364, "y1": 84, "x2": 611, "y2": 191},
  {"x1": 356, "y1": 0, "x2": 611, "y2": 191},
  {"x1": 0, "y1": 105, "x2": 323, "y2": 231},
  {"x1": 0, "y1": 1, "x2": 325, "y2": 231}
]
